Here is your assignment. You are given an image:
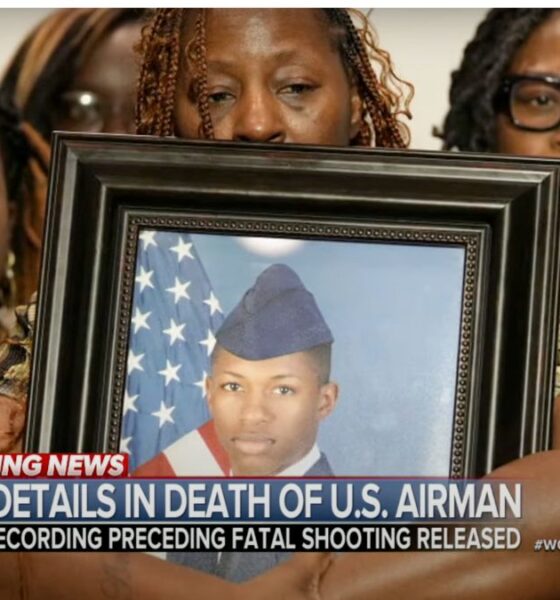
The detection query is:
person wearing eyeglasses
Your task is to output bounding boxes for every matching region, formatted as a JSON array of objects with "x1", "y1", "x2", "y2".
[
  {"x1": 0, "y1": 9, "x2": 144, "y2": 309},
  {"x1": 2, "y1": 9, "x2": 144, "y2": 140},
  {"x1": 440, "y1": 9, "x2": 560, "y2": 157},
  {"x1": 439, "y1": 8, "x2": 560, "y2": 444},
  {"x1": 0, "y1": 9, "x2": 145, "y2": 453}
]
